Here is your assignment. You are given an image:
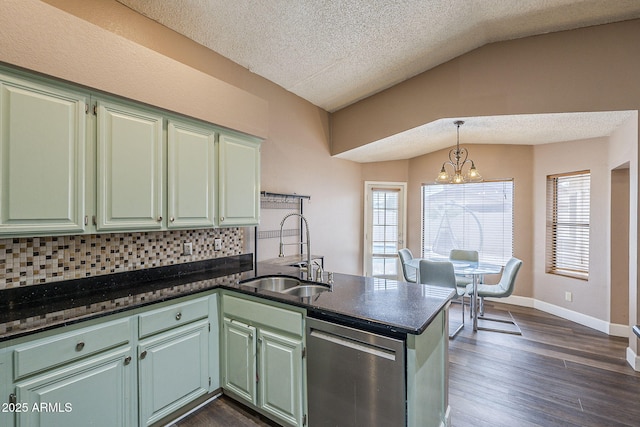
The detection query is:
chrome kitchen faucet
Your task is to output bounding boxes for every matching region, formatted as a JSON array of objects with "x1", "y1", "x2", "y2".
[{"x1": 278, "y1": 213, "x2": 313, "y2": 281}]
